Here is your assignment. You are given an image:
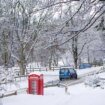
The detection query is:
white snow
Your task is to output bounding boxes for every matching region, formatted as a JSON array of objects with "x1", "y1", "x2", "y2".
[
  {"x1": 1, "y1": 66, "x2": 105, "y2": 105},
  {"x1": 77, "y1": 66, "x2": 103, "y2": 76},
  {"x1": 2, "y1": 83, "x2": 105, "y2": 105}
]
